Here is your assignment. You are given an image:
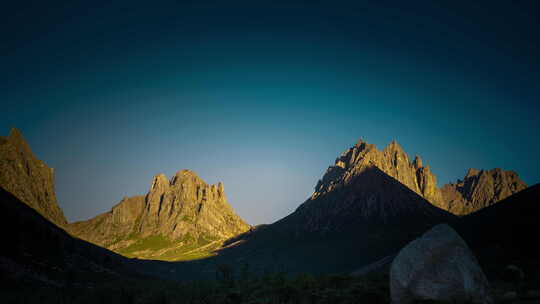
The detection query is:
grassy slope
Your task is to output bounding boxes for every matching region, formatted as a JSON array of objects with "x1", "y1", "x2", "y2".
[{"x1": 115, "y1": 234, "x2": 222, "y2": 261}]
